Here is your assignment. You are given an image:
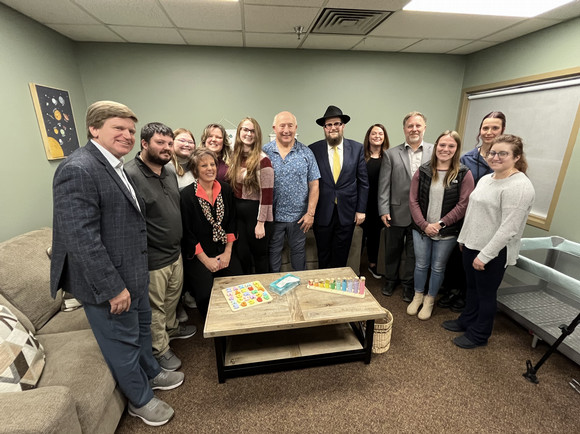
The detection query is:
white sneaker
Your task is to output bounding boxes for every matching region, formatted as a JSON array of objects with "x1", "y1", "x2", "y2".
[{"x1": 183, "y1": 292, "x2": 197, "y2": 308}]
